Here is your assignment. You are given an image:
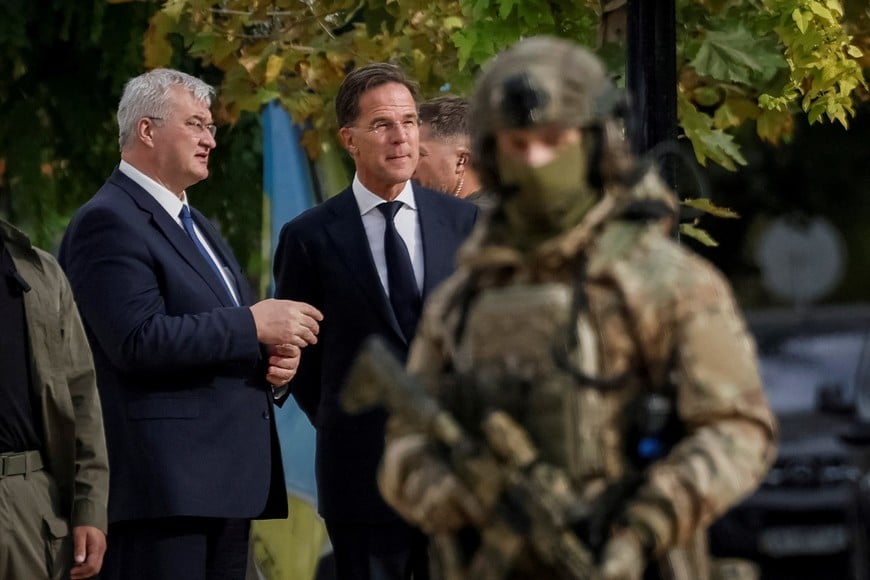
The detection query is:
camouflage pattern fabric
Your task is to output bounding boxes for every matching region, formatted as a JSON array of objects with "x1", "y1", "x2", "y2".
[{"x1": 397, "y1": 180, "x2": 777, "y2": 580}]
